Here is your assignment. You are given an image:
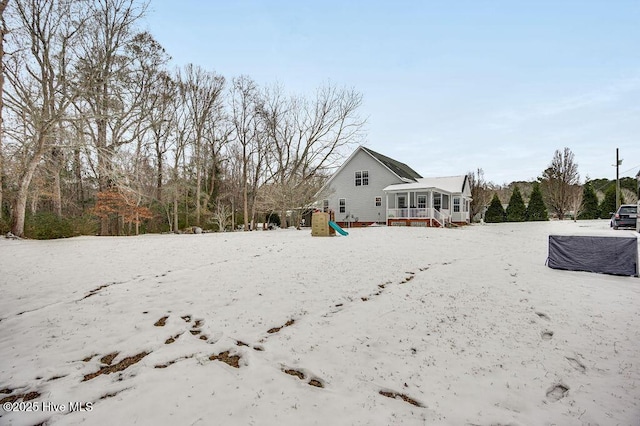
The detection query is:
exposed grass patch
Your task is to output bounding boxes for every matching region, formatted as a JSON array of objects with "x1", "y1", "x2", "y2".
[
  {"x1": 379, "y1": 390, "x2": 423, "y2": 407},
  {"x1": 154, "y1": 316, "x2": 168, "y2": 327},
  {"x1": 267, "y1": 319, "x2": 295, "y2": 334},
  {"x1": 284, "y1": 369, "x2": 305, "y2": 380},
  {"x1": 100, "y1": 352, "x2": 119, "y2": 365},
  {"x1": 83, "y1": 352, "x2": 149, "y2": 381},
  {"x1": 209, "y1": 351, "x2": 240, "y2": 368}
]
